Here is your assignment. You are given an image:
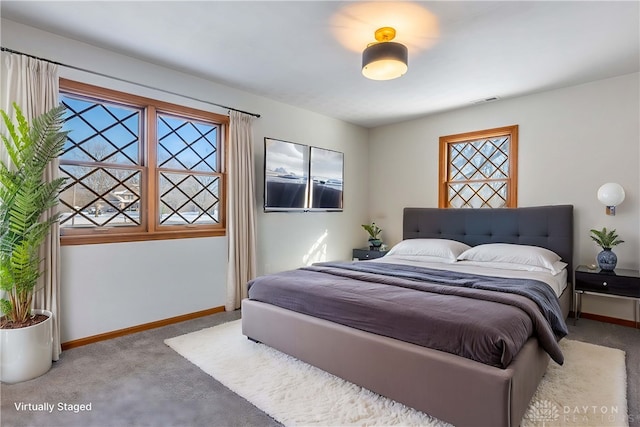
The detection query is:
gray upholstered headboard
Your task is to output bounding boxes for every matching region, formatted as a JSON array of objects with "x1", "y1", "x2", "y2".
[{"x1": 403, "y1": 205, "x2": 574, "y2": 273}]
